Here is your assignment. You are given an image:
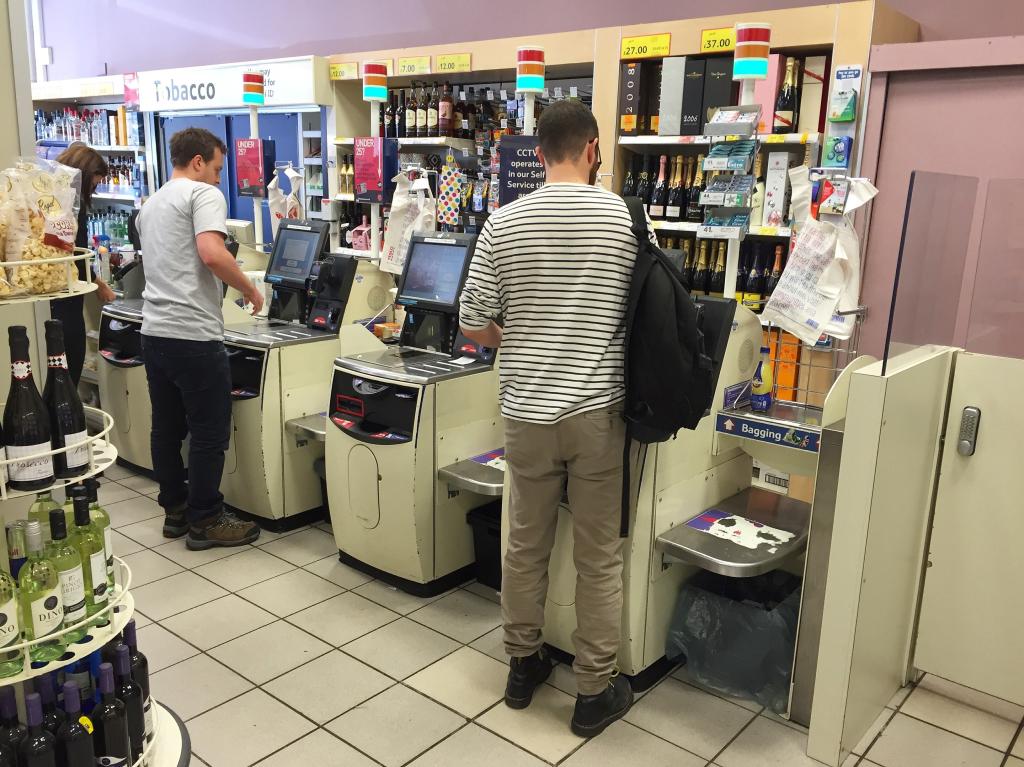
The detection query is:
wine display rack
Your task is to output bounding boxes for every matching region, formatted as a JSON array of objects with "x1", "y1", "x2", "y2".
[
  {"x1": 0, "y1": 248, "x2": 97, "y2": 305},
  {"x1": 618, "y1": 132, "x2": 820, "y2": 150},
  {"x1": 0, "y1": 407, "x2": 117, "y2": 502}
]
